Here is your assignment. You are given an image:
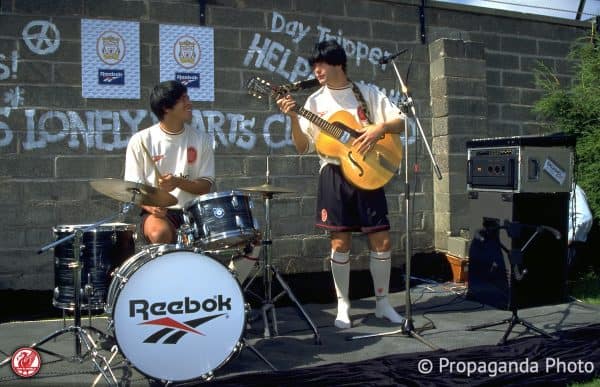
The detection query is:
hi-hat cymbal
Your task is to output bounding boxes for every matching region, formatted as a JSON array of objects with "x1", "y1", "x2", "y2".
[
  {"x1": 238, "y1": 183, "x2": 295, "y2": 195},
  {"x1": 90, "y1": 178, "x2": 177, "y2": 207}
]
